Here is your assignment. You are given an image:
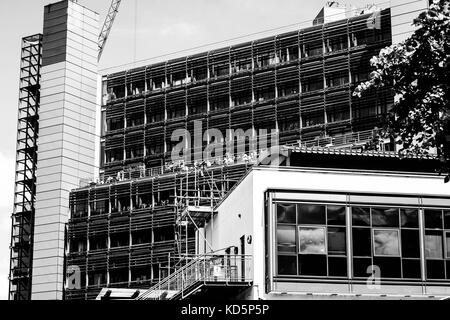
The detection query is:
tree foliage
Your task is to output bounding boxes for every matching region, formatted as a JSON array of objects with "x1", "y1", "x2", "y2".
[{"x1": 354, "y1": 0, "x2": 450, "y2": 181}]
